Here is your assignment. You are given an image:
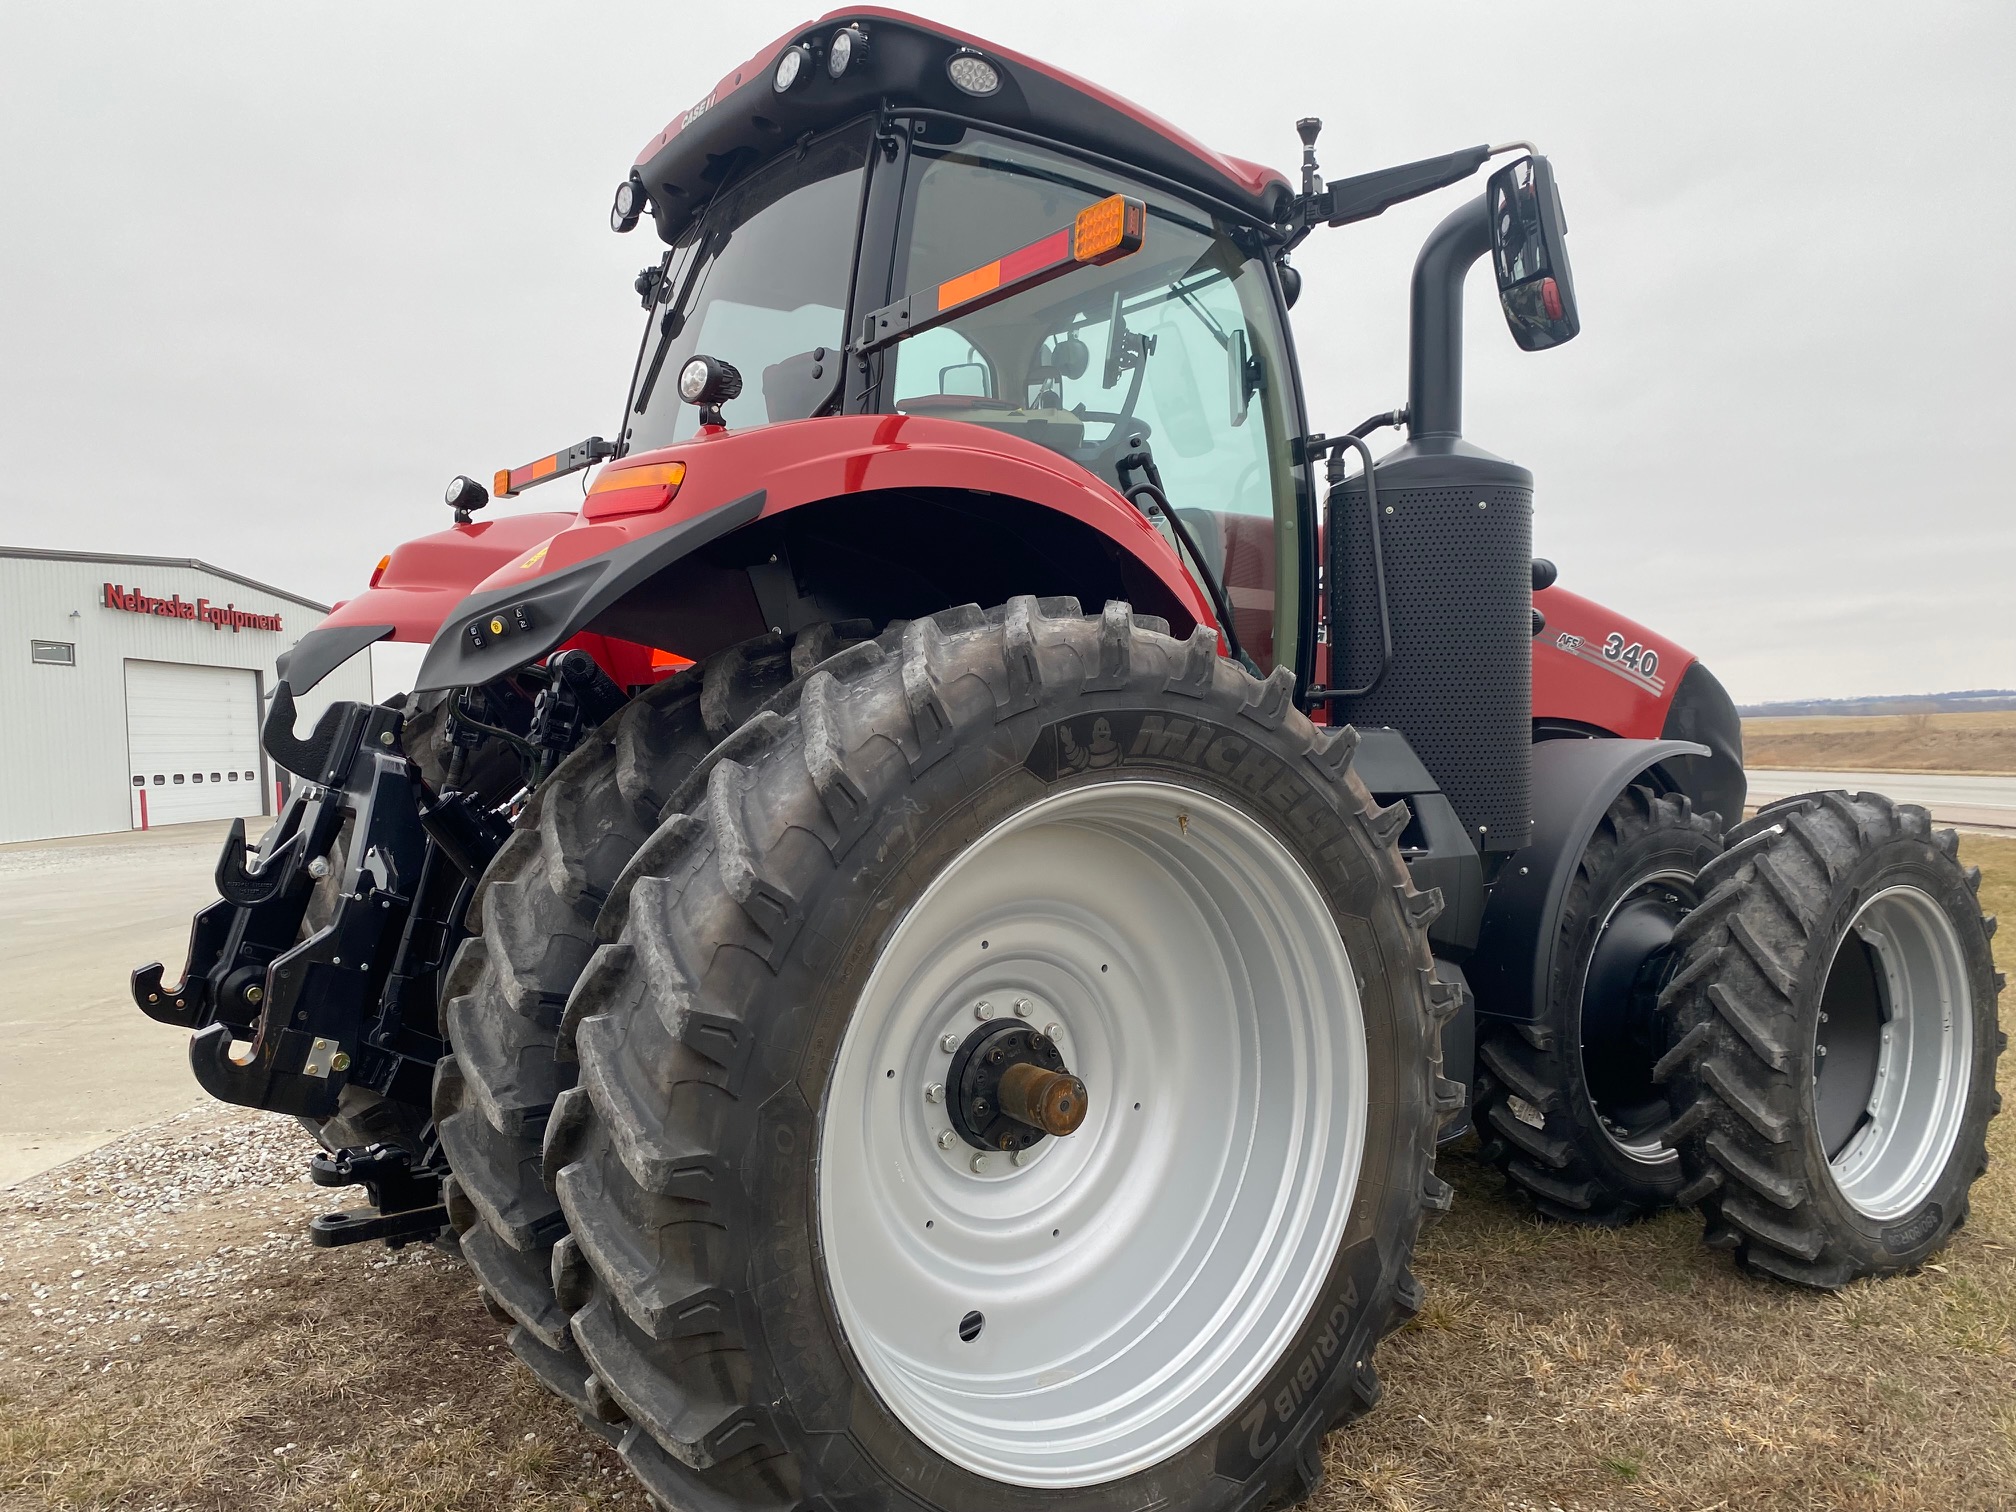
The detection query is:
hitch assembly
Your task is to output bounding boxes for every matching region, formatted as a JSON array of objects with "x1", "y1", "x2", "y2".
[
  {"x1": 132, "y1": 688, "x2": 505, "y2": 1125},
  {"x1": 309, "y1": 1141, "x2": 449, "y2": 1249}
]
